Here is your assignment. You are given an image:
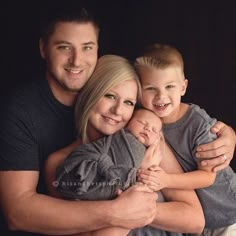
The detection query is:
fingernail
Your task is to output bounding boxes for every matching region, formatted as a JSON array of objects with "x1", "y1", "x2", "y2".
[{"x1": 201, "y1": 161, "x2": 207, "y2": 166}]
